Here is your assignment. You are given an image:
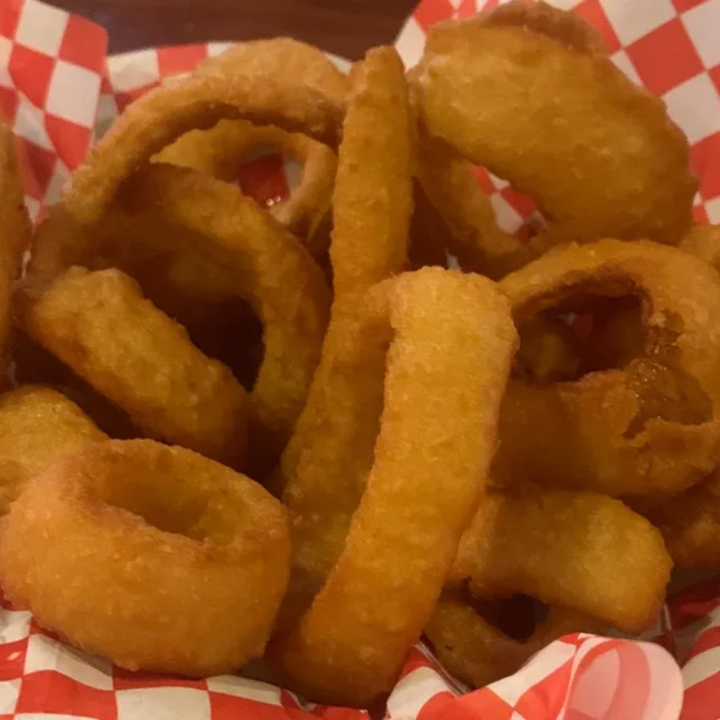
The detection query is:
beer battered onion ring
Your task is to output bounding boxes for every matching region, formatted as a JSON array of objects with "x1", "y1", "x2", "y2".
[
  {"x1": 23, "y1": 268, "x2": 251, "y2": 468},
  {"x1": 0, "y1": 440, "x2": 290, "y2": 677},
  {"x1": 425, "y1": 596, "x2": 597, "y2": 689},
  {"x1": 450, "y1": 488, "x2": 672, "y2": 633},
  {"x1": 119, "y1": 165, "x2": 331, "y2": 469},
  {"x1": 272, "y1": 47, "x2": 414, "y2": 604},
  {"x1": 28, "y1": 38, "x2": 345, "y2": 281},
  {"x1": 494, "y1": 240, "x2": 720, "y2": 497},
  {"x1": 413, "y1": 2, "x2": 695, "y2": 247},
  {"x1": 271, "y1": 268, "x2": 517, "y2": 707},
  {"x1": 155, "y1": 119, "x2": 338, "y2": 257}
]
